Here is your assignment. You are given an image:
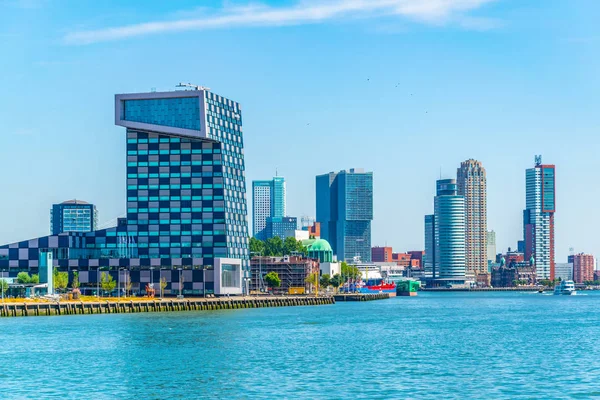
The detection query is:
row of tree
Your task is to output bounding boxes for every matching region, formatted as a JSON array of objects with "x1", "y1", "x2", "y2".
[{"x1": 249, "y1": 236, "x2": 307, "y2": 257}]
